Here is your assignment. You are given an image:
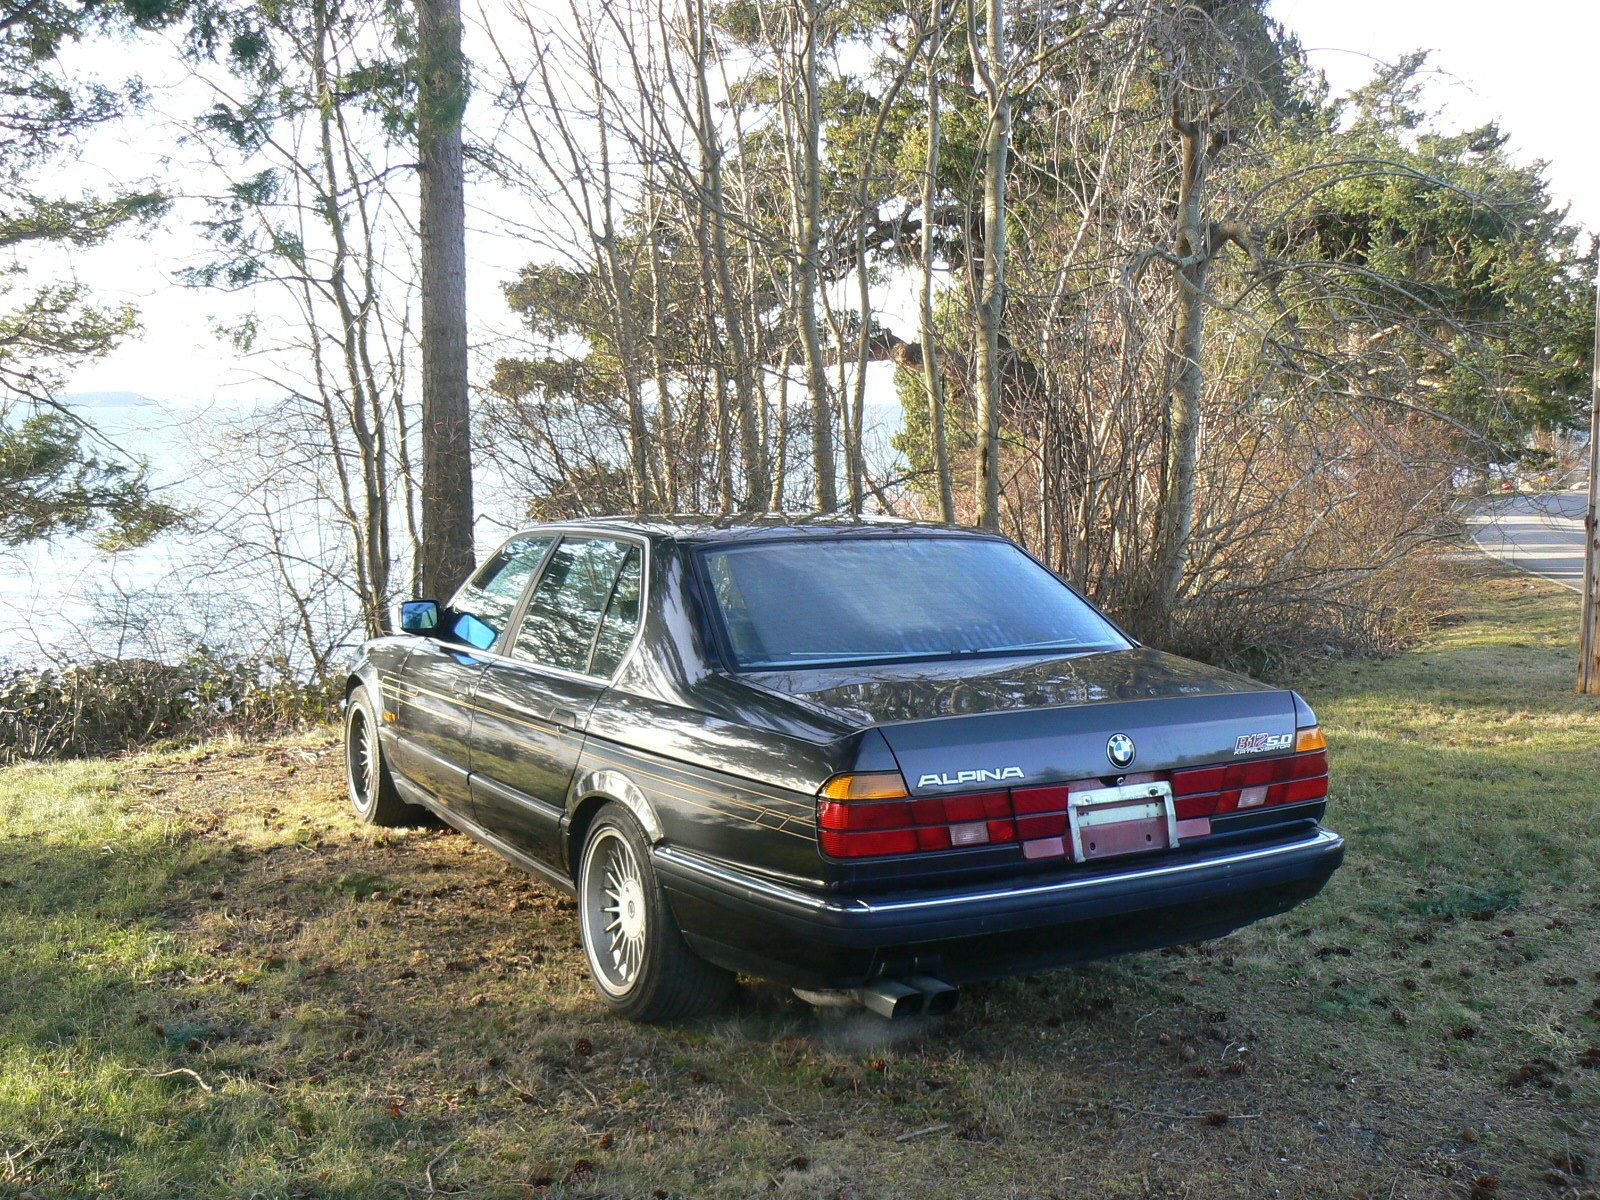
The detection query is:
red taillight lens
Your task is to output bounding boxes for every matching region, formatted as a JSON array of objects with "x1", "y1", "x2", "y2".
[
  {"x1": 817, "y1": 798, "x2": 913, "y2": 830},
  {"x1": 1273, "y1": 774, "x2": 1330, "y2": 804},
  {"x1": 1011, "y1": 785, "x2": 1070, "y2": 839},
  {"x1": 938, "y1": 790, "x2": 1011, "y2": 823},
  {"x1": 1171, "y1": 766, "x2": 1227, "y2": 797},
  {"x1": 818, "y1": 740, "x2": 1328, "y2": 859},
  {"x1": 818, "y1": 780, "x2": 1016, "y2": 858},
  {"x1": 1170, "y1": 745, "x2": 1329, "y2": 817},
  {"x1": 819, "y1": 827, "x2": 920, "y2": 857}
]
